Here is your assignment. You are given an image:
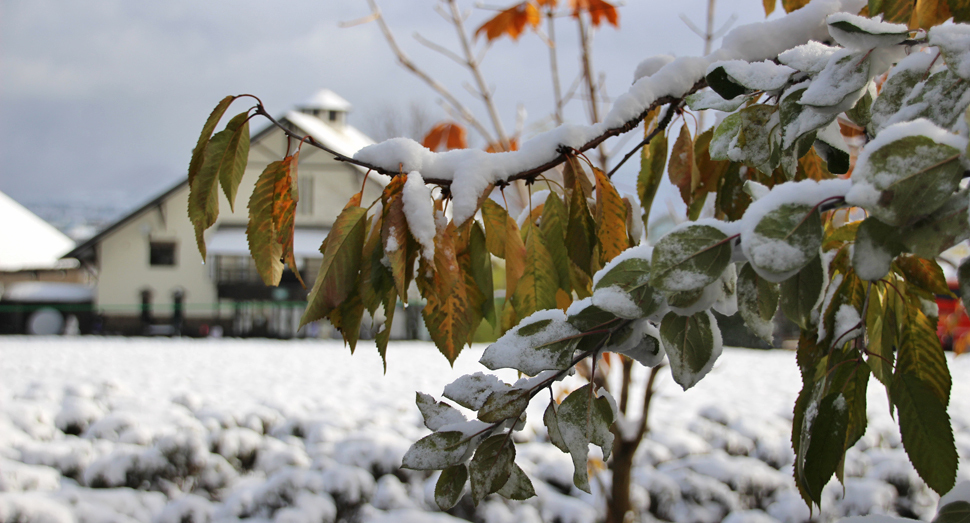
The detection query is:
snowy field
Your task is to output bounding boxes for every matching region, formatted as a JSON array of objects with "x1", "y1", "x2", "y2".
[{"x1": 1, "y1": 337, "x2": 968, "y2": 523}]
